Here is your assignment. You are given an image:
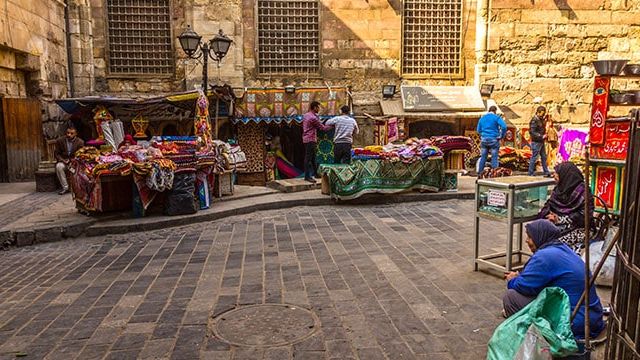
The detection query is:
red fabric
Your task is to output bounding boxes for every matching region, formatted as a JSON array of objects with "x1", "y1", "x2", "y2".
[
  {"x1": 118, "y1": 135, "x2": 137, "y2": 148},
  {"x1": 589, "y1": 76, "x2": 610, "y2": 145}
]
